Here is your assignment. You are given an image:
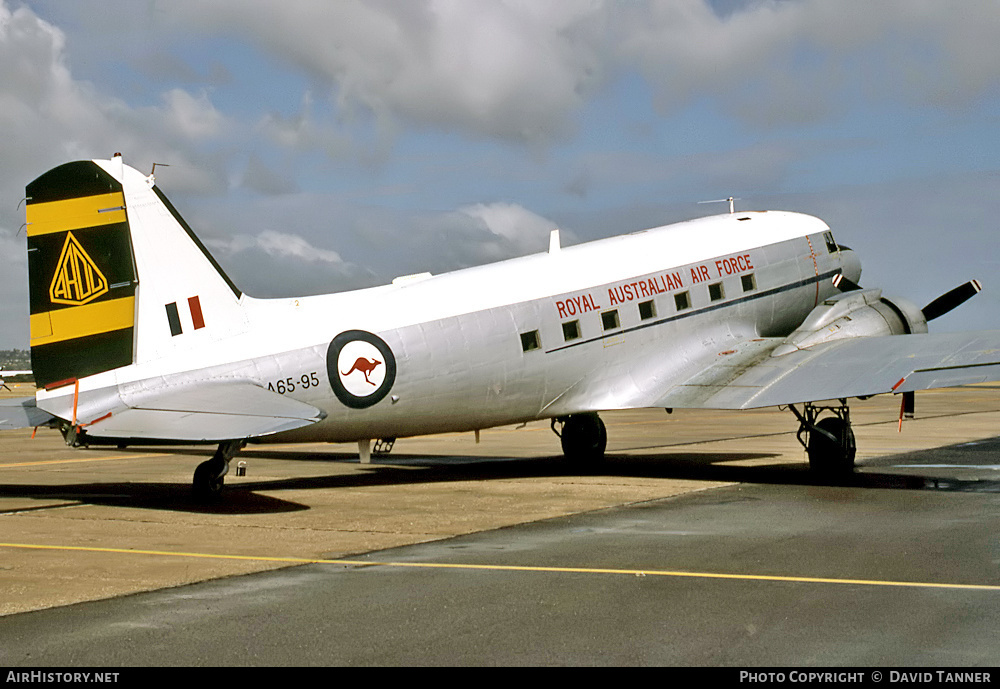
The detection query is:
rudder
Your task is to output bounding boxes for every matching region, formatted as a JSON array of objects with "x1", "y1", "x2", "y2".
[{"x1": 26, "y1": 161, "x2": 137, "y2": 388}]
